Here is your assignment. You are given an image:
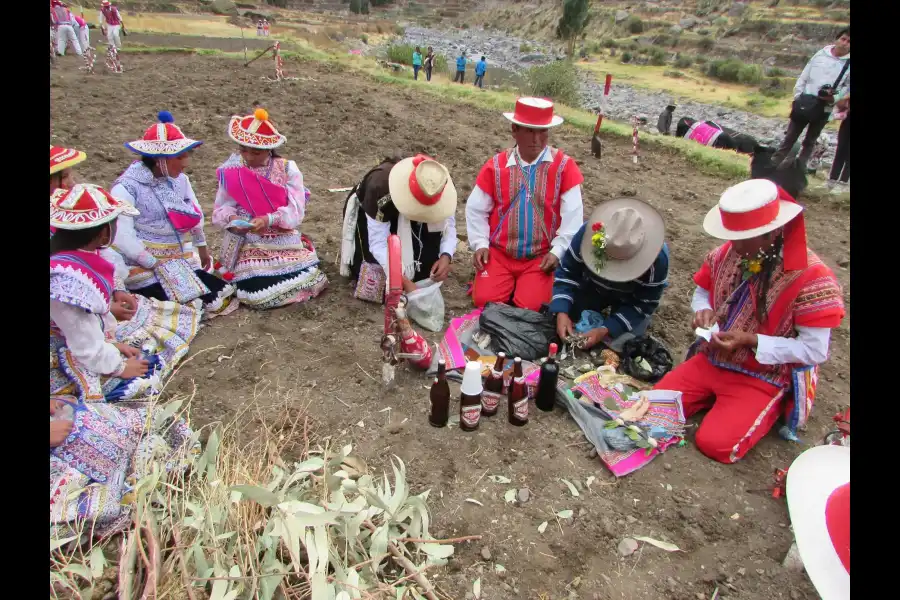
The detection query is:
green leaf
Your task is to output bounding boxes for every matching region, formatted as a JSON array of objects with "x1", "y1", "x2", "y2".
[
  {"x1": 488, "y1": 475, "x2": 511, "y2": 484},
  {"x1": 473, "y1": 577, "x2": 481, "y2": 599},
  {"x1": 633, "y1": 535, "x2": 682, "y2": 552},
  {"x1": 49, "y1": 535, "x2": 77, "y2": 553},
  {"x1": 504, "y1": 489, "x2": 516, "y2": 503},
  {"x1": 556, "y1": 509, "x2": 574, "y2": 519},
  {"x1": 560, "y1": 479, "x2": 580, "y2": 497},
  {"x1": 201, "y1": 427, "x2": 221, "y2": 481},
  {"x1": 537, "y1": 521, "x2": 548, "y2": 533},
  {"x1": 153, "y1": 398, "x2": 184, "y2": 424},
  {"x1": 89, "y1": 545, "x2": 107, "y2": 579},
  {"x1": 418, "y1": 543, "x2": 455, "y2": 559},
  {"x1": 230, "y1": 484, "x2": 280, "y2": 507},
  {"x1": 604, "y1": 420, "x2": 620, "y2": 430},
  {"x1": 61, "y1": 563, "x2": 92, "y2": 582}
]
